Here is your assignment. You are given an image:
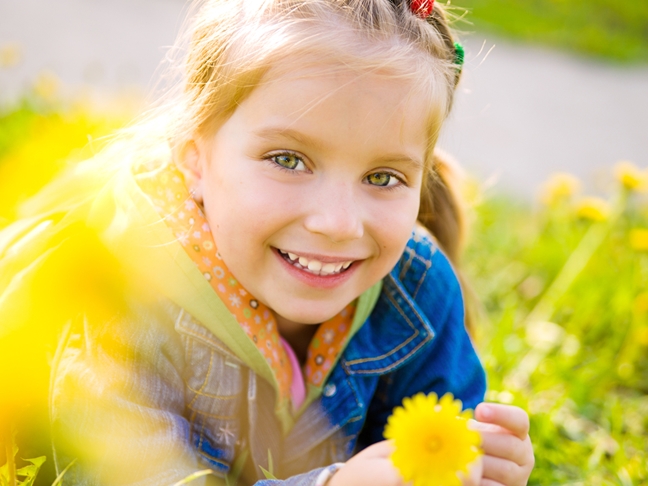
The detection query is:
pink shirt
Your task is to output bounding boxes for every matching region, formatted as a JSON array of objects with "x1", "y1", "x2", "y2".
[{"x1": 279, "y1": 337, "x2": 307, "y2": 411}]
